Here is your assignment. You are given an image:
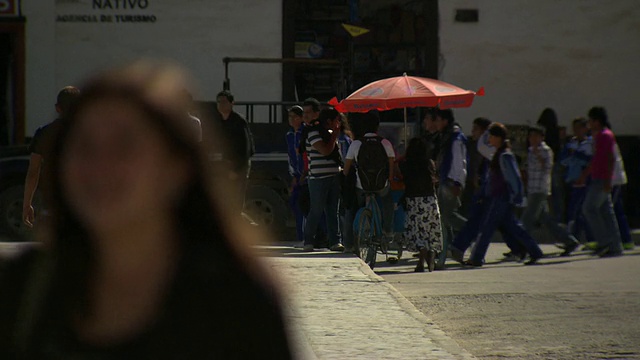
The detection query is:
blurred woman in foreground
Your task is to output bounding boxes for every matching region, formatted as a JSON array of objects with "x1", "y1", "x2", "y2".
[{"x1": 0, "y1": 62, "x2": 292, "y2": 358}]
